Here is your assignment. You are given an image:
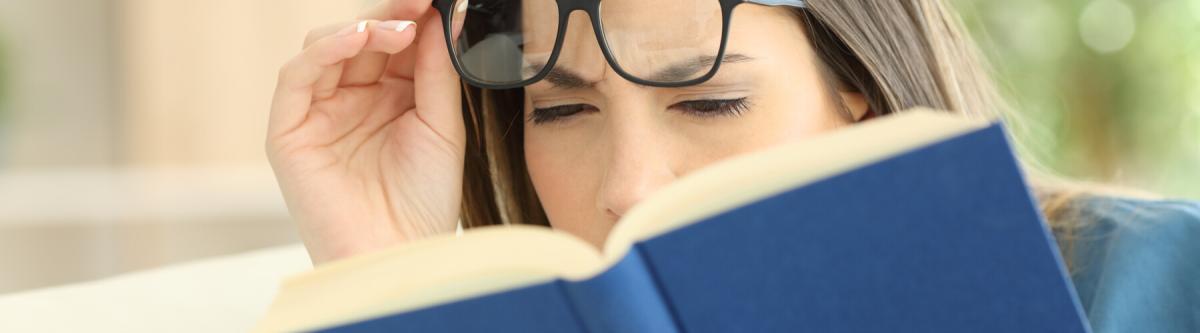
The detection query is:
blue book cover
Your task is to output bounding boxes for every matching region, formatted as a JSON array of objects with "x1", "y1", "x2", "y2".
[{"x1": 255, "y1": 111, "x2": 1092, "y2": 333}]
